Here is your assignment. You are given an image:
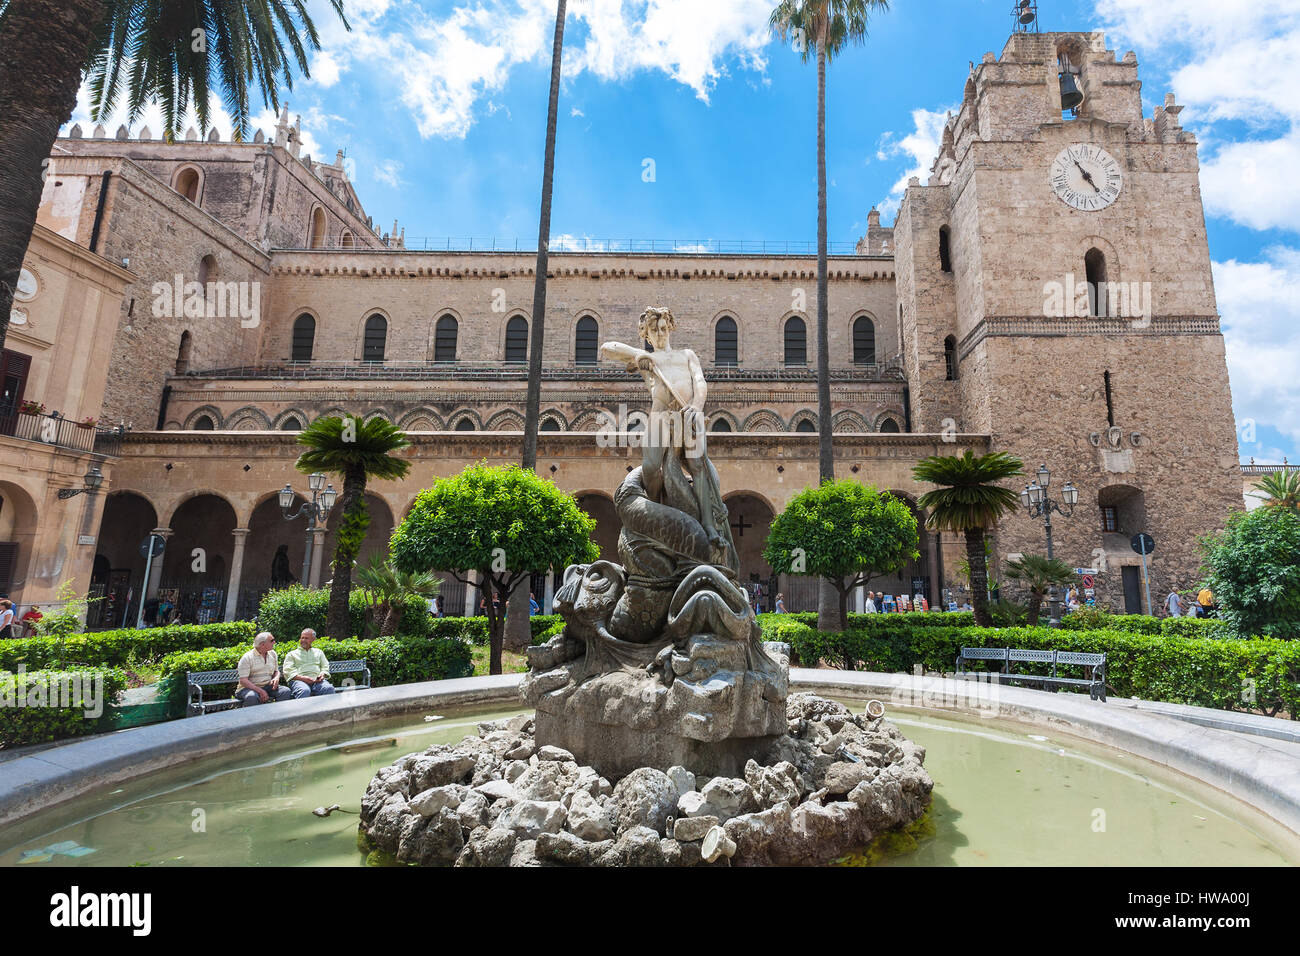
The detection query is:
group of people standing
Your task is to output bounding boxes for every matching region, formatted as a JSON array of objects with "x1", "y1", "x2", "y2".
[{"x1": 1163, "y1": 587, "x2": 1217, "y2": 618}]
